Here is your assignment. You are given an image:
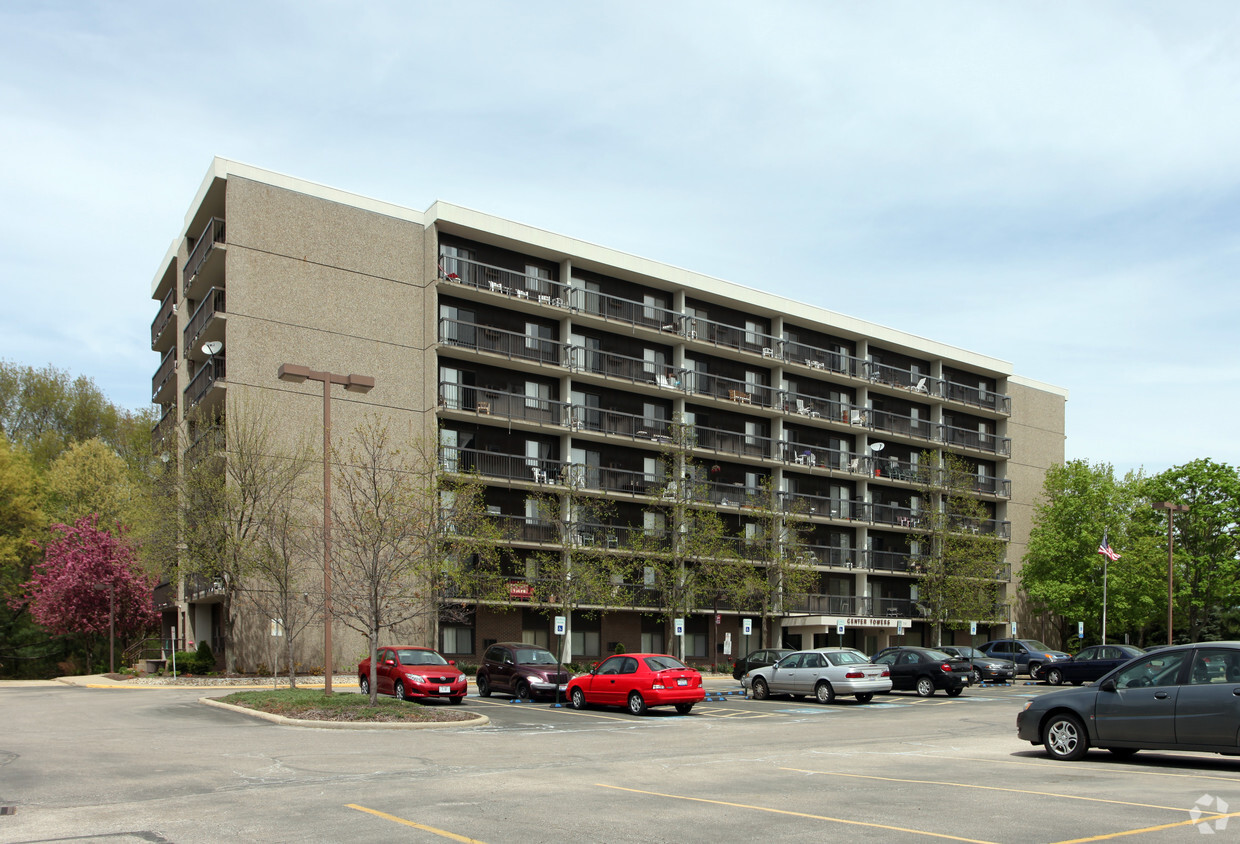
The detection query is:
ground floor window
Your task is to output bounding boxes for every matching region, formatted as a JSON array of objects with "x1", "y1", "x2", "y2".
[
  {"x1": 572, "y1": 630, "x2": 601, "y2": 658},
  {"x1": 442, "y1": 626, "x2": 474, "y2": 654},
  {"x1": 641, "y1": 631, "x2": 664, "y2": 653}
]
